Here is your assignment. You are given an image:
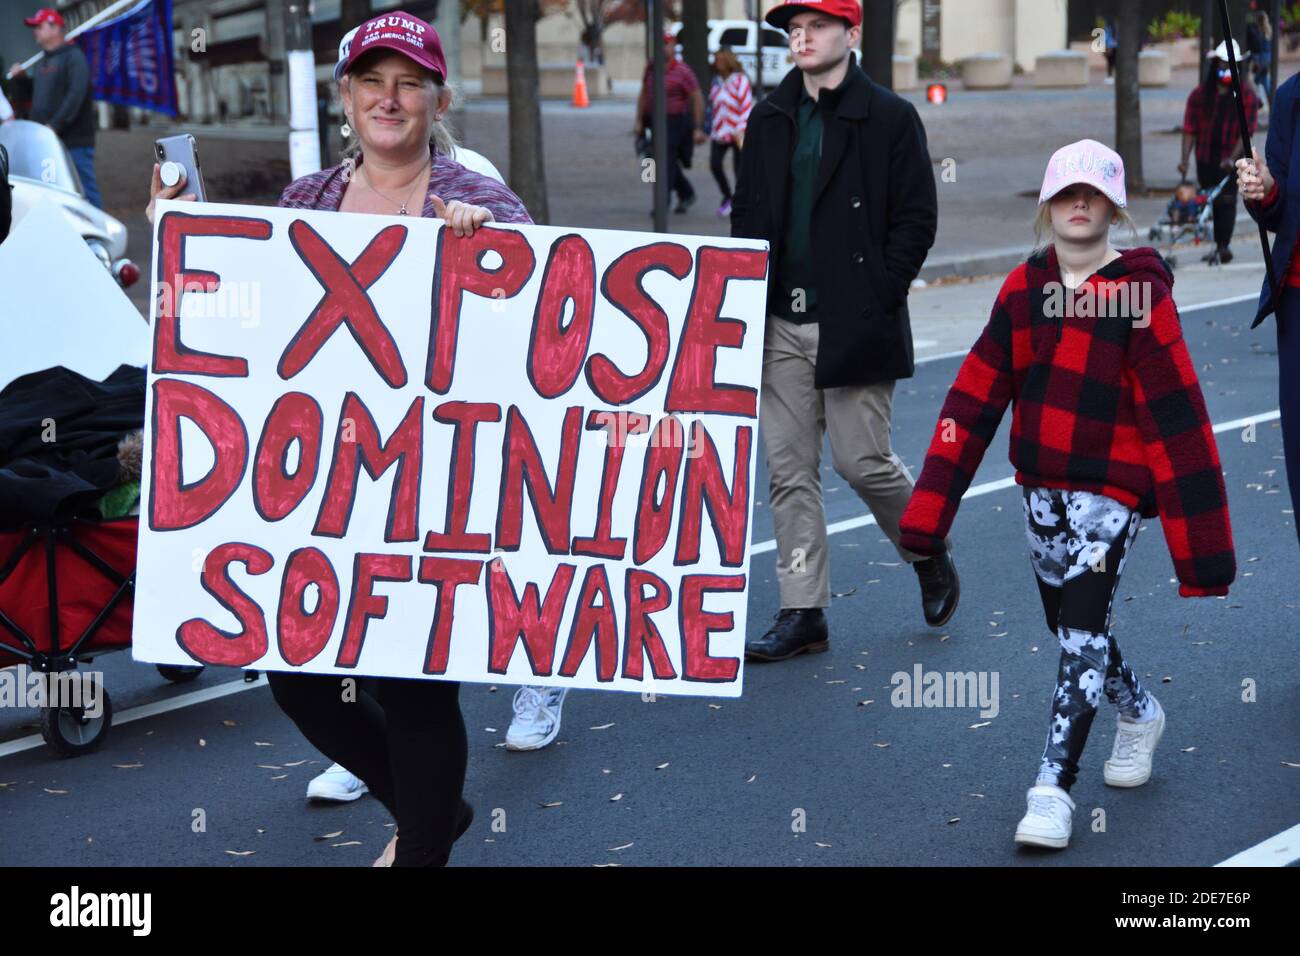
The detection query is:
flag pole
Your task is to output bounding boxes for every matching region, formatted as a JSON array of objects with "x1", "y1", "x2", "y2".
[
  {"x1": 8, "y1": 0, "x2": 147, "y2": 77},
  {"x1": 1217, "y1": 0, "x2": 1279, "y2": 328}
]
